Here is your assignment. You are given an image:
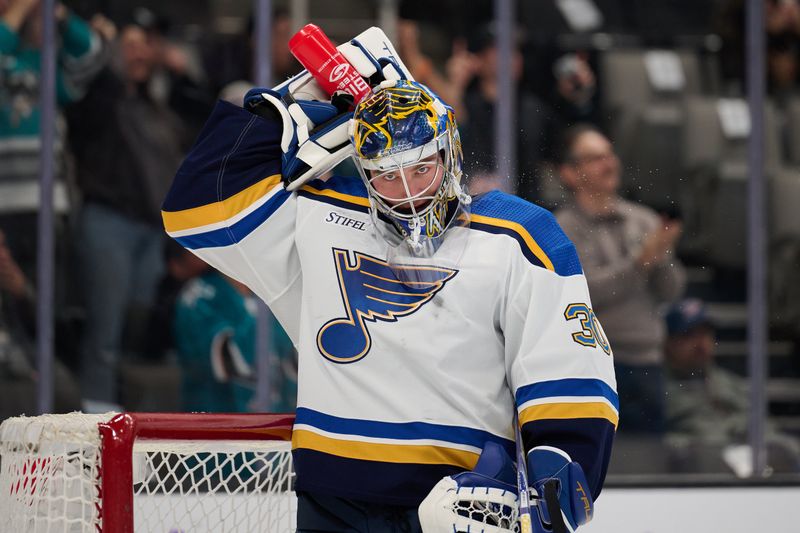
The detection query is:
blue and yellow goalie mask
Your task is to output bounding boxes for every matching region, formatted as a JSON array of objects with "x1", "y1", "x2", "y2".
[{"x1": 350, "y1": 80, "x2": 470, "y2": 258}]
